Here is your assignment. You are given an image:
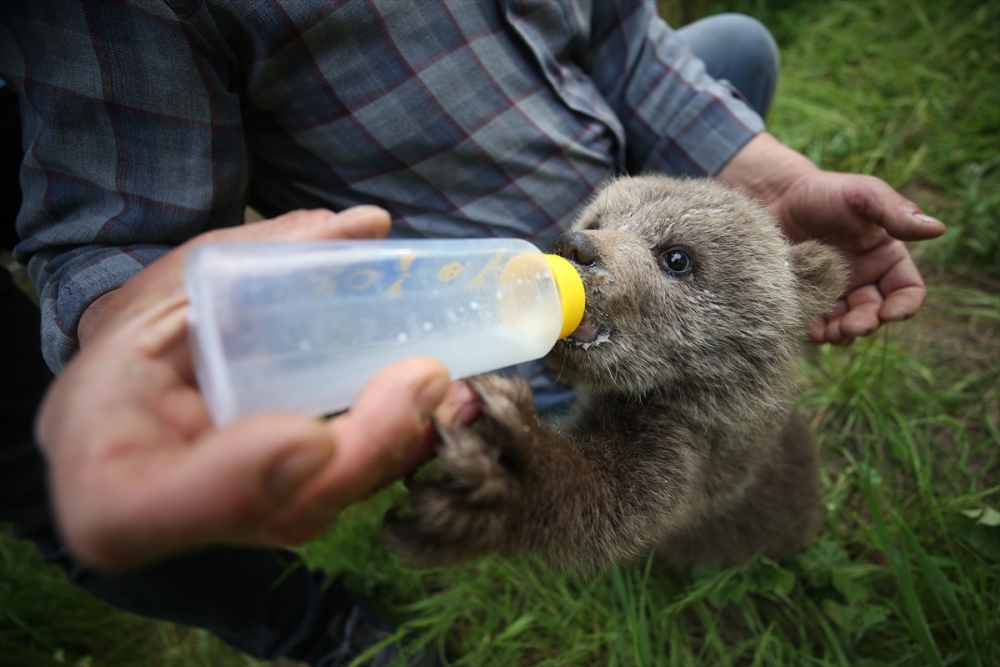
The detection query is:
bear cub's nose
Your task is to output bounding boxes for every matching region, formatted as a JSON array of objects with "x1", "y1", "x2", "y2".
[{"x1": 554, "y1": 231, "x2": 599, "y2": 266}]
